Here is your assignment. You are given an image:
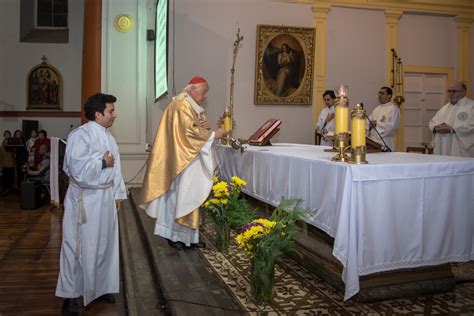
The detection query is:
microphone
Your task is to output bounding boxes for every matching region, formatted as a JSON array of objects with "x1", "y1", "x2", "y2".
[{"x1": 361, "y1": 102, "x2": 392, "y2": 152}]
